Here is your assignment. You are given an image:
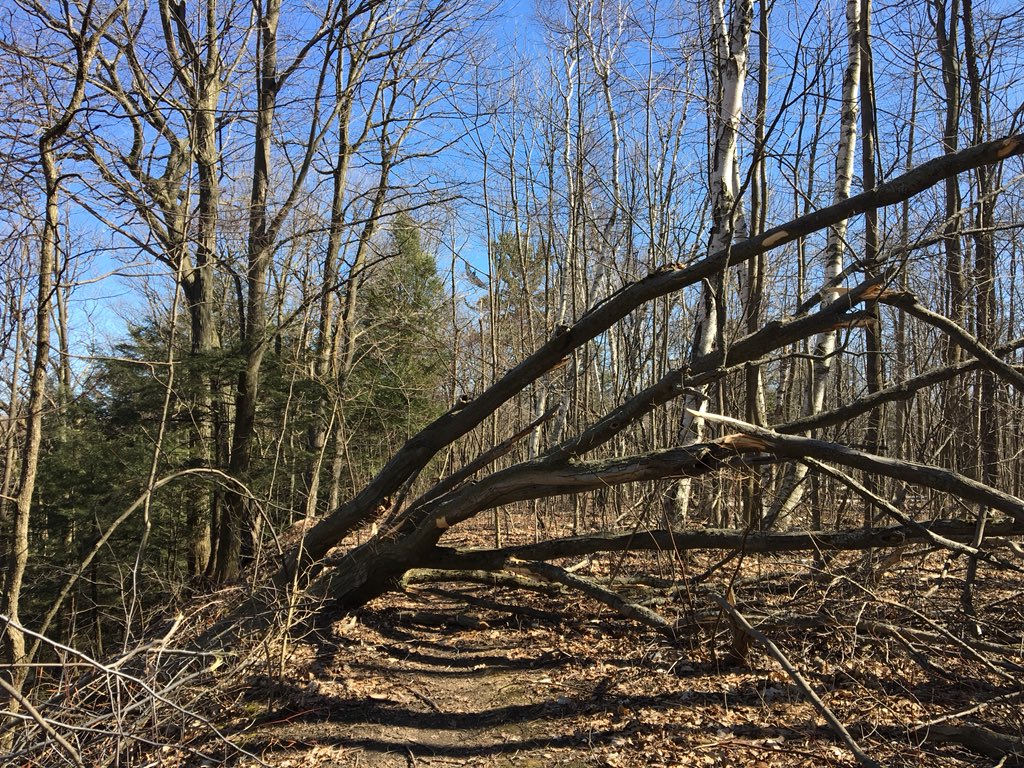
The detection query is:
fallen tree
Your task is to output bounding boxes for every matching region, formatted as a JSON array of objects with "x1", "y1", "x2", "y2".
[
  {"x1": 8, "y1": 134, "x2": 1024, "y2": 767},
  {"x1": 277, "y1": 133, "x2": 1024, "y2": 589},
  {"x1": 170, "y1": 132, "x2": 1024, "y2": 627}
]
